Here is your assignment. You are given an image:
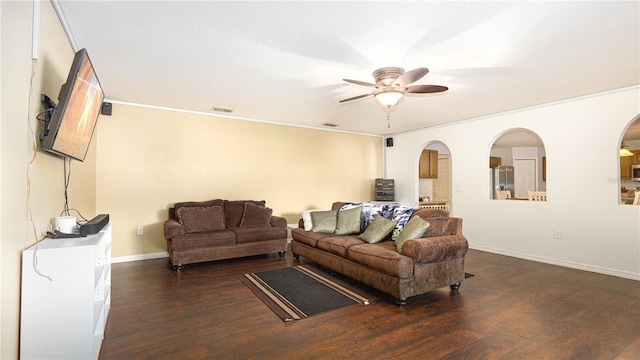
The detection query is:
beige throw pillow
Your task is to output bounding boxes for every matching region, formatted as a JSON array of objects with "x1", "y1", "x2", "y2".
[
  {"x1": 358, "y1": 215, "x2": 397, "y2": 244},
  {"x1": 395, "y1": 216, "x2": 430, "y2": 252},
  {"x1": 334, "y1": 205, "x2": 362, "y2": 235},
  {"x1": 311, "y1": 210, "x2": 338, "y2": 233}
]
